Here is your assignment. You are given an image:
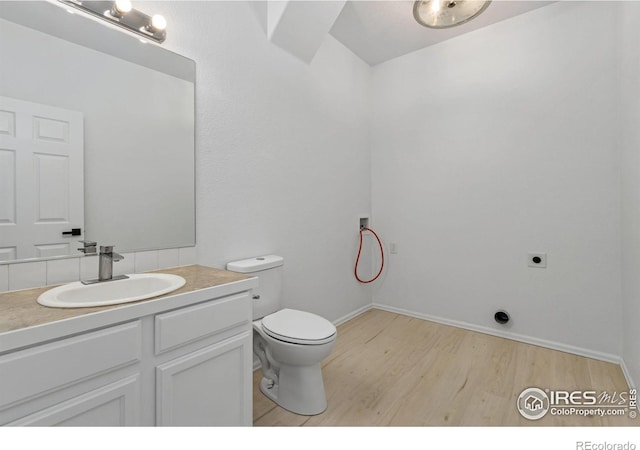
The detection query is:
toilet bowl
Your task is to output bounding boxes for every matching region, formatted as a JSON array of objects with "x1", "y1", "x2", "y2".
[
  {"x1": 226, "y1": 255, "x2": 337, "y2": 416},
  {"x1": 254, "y1": 309, "x2": 336, "y2": 415}
]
